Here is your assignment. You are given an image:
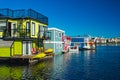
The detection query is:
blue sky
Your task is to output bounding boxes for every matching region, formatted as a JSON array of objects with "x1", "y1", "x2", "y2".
[{"x1": 0, "y1": 0, "x2": 120, "y2": 38}]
